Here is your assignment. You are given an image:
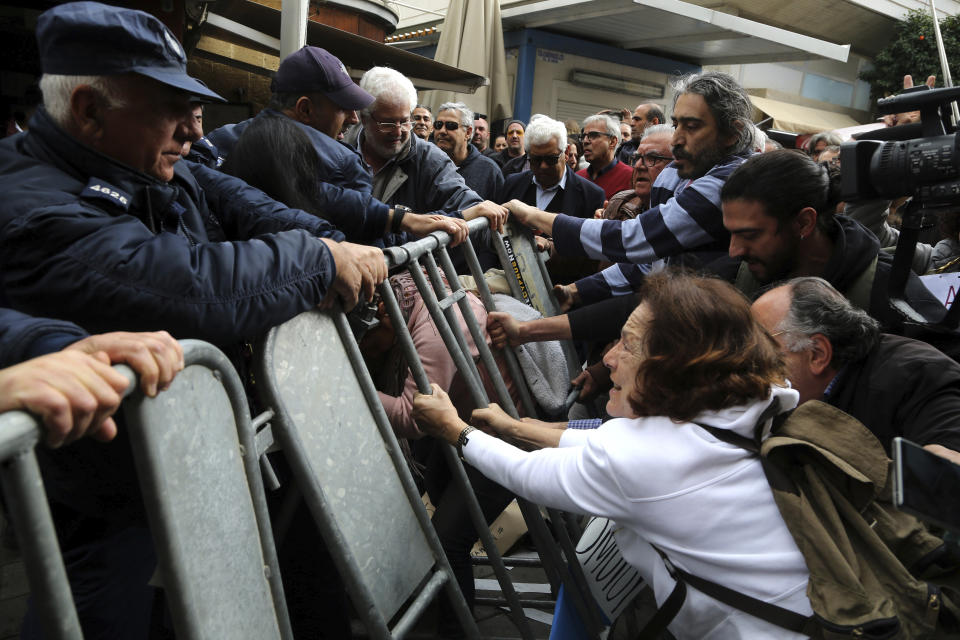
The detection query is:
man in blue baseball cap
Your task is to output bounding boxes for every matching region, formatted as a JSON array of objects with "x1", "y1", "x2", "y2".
[
  {"x1": 0, "y1": 3, "x2": 388, "y2": 637},
  {"x1": 208, "y1": 45, "x2": 470, "y2": 247}
]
